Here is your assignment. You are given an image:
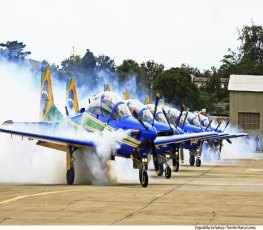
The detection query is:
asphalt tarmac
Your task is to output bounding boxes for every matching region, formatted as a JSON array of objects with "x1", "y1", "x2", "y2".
[{"x1": 1, "y1": 154, "x2": 263, "y2": 225}]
